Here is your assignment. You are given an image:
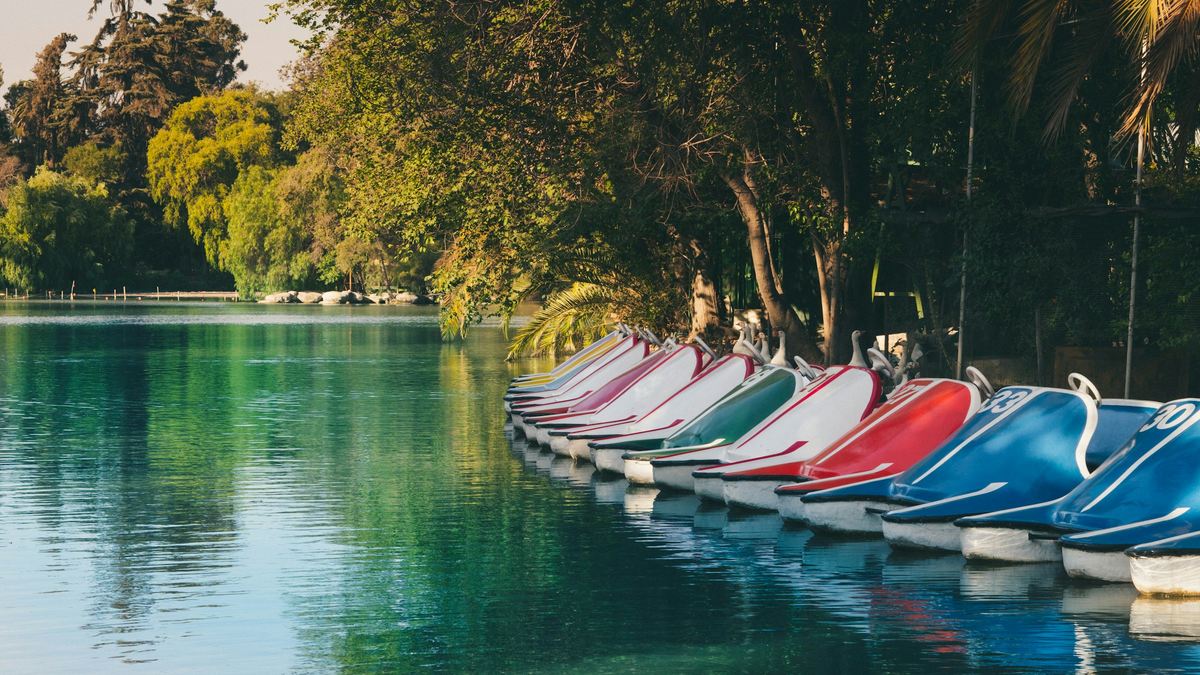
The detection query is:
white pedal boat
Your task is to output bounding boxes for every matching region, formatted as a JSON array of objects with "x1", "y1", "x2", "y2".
[
  {"x1": 508, "y1": 335, "x2": 649, "y2": 434},
  {"x1": 514, "y1": 344, "x2": 666, "y2": 445},
  {"x1": 724, "y1": 376, "x2": 981, "y2": 516},
  {"x1": 552, "y1": 353, "x2": 755, "y2": 462},
  {"x1": 682, "y1": 364, "x2": 881, "y2": 505},
  {"x1": 613, "y1": 366, "x2": 811, "y2": 489},
  {"x1": 535, "y1": 344, "x2": 711, "y2": 455}
]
